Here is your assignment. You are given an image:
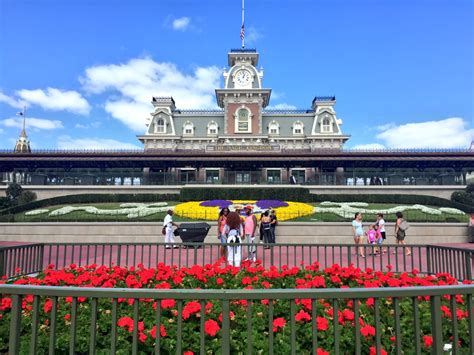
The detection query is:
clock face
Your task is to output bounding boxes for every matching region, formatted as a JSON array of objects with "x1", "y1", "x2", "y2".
[{"x1": 235, "y1": 69, "x2": 252, "y2": 86}]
